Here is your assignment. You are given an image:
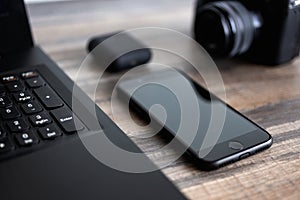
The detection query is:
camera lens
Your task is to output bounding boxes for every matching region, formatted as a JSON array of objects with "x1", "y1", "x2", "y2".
[{"x1": 194, "y1": 1, "x2": 256, "y2": 57}]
